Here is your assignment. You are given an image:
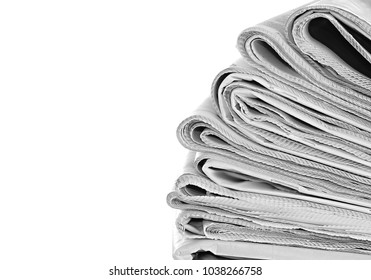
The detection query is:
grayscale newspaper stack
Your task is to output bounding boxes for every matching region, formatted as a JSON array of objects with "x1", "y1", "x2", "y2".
[{"x1": 166, "y1": 0, "x2": 371, "y2": 259}]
